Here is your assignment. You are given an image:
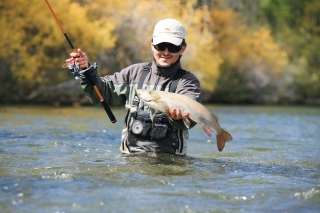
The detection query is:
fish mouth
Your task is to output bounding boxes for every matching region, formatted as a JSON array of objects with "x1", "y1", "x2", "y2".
[{"x1": 134, "y1": 88, "x2": 152, "y2": 102}]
